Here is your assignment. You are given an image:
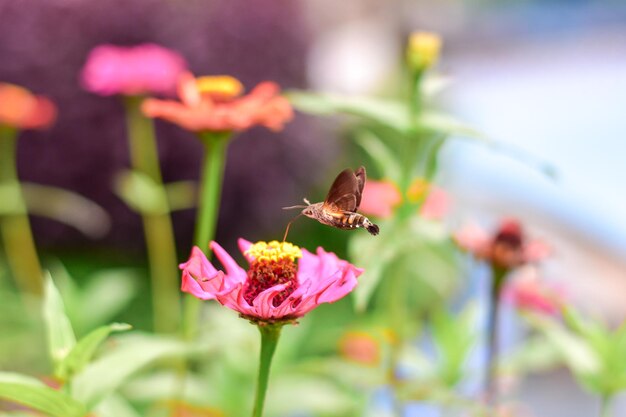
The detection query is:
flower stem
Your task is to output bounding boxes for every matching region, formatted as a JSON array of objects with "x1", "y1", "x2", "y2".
[
  {"x1": 0, "y1": 126, "x2": 44, "y2": 295},
  {"x1": 485, "y1": 266, "x2": 508, "y2": 404},
  {"x1": 252, "y1": 324, "x2": 283, "y2": 417},
  {"x1": 182, "y1": 131, "x2": 230, "y2": 340},
  {"x1": 600, "y1": 393, "x2": 612, "y2": 417},
  {"x1": 125, "y1": 97, "x2": 180, "y2": 333}
]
